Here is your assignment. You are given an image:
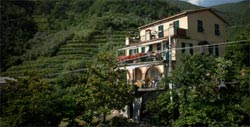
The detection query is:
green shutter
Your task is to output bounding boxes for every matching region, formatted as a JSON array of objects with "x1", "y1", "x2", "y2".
[
  {"x1": 158, "y1": 25, "x2": 164, "y2": 38},
  {"x1": 174, "y1": 20, "x2": 179, "y2": 28},
  {"x1": 209, "y1": 46, "x2": 213, "y2": 55},
  {"x1": 157, "y1": 43, "x2": 161, "y2": 51},
  {"x1": 129, "y1": 49, "x2": 132, "y2": 55},
  {"x1": 190, "y1": 44, "x2": 193, "y2": 55},
  {"x1": 136, "y1": 48, "x2": 139, "y2": 53},
  {"x1": 141, "y1": 47, "x2": 145, "y2": 53},
  {"x1": 149, "y1": 45, "x2": 152, "y2": 52},
  {"x1": 215, "y1": 45, "x2": 219, "y2": 56},
  {"x1": 166, "y1": 50, "x2": 169, "y2": 62},
  {"x1": 181, "y1": 42, "x2": 185, "y2": 53}
]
